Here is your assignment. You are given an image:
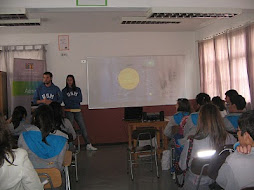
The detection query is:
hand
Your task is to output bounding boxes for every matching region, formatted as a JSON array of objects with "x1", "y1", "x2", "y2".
[
  {"x1": 44, "y1": 99, "x2": 52, "y2": 105},
  {"x1": 6, "y1": 117, "x2": 12, "y2": 123},
  {"x1": 237, "y1": 144, "x2": 252, "y2": 154}
]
